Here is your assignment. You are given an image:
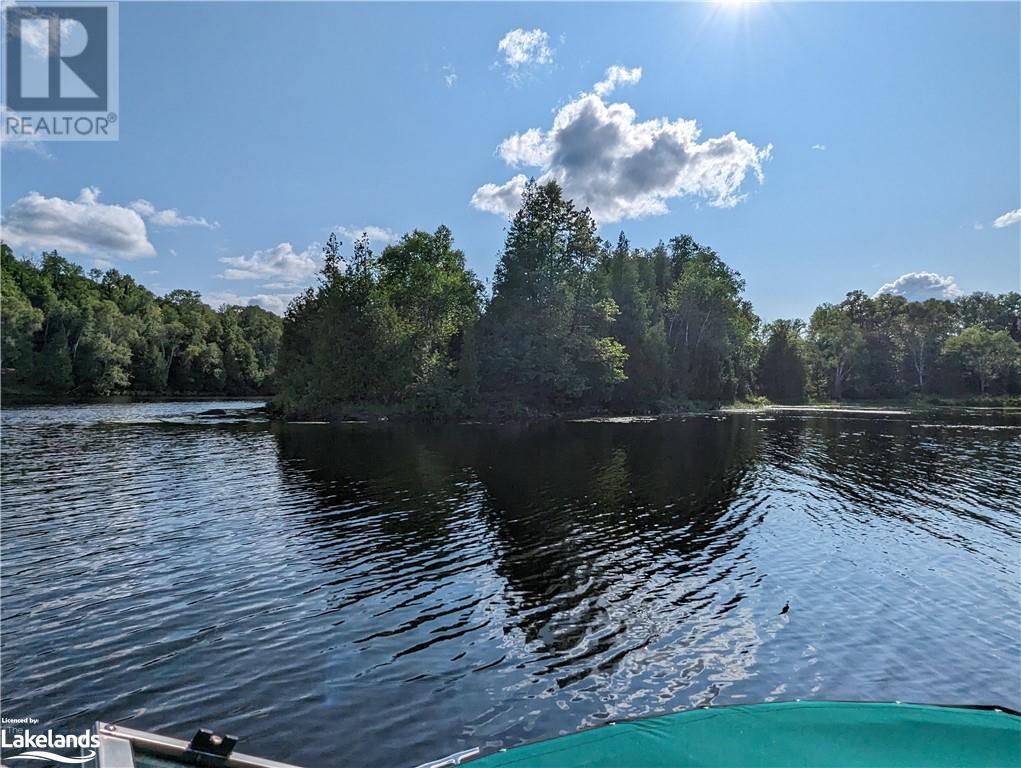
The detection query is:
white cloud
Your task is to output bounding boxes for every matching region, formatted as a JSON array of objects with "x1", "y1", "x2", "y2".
[
  {"x1": 93, "y1": 258, "x2": 114, "y2": 271},
  {"x1": 1, "y1": 187, "x2": 156, "y2": 258},
  {"x1": 1, "y1": 135, "x2": 49, "y2": 155},
  {"x1": 498, "y1": 28, "x2": 552, "y2": 68},
  {"x1": 216, "y1": 240, "x2": 328, "y2": 314},
  {"x1": 219, "y1": 242, "x2": 319, "y2": 286},
  {"x1": 1, "y1": 107, "x2": 53, "y2": 157},
  {"x1": 442, "y1": 64, "x2": 458, "y2": 88},
  {"x1": 472, "y1": 79, "x2": 772, "y2": 223},
  {"x1": 973, "y1": 222, "x2": 984, "y2": 231},
  {"x1": 11, "y1": 12, "x2": 84, "y2": 57},
  {"x1": 247, "y1": 294, "x2": 291, "y2": 314},
  {"x1": 497, "y1": 28, "x2": 553, "y2": 82},
  {"x1": 992, "y1": 208, "x2": 1021, "y2": 229},
  {"x1": 128, "y1": 199, "x2": 217, "y2": 229},
  {"x1": 874, "y1": 272, "x2": 962, "y2": 302},
  {"x1": 204, "y1": 290, "x2": 293, "y2": 316},
  {"x1": 335, "y1": 225, "x2": 396, "y2": 244},
  {"x1": 811, "y1": 144, "x2": 827, "y2": 151},
  {"x1": 471, "y1": 175, "x2": 530, "y2": 217},
  {"x1": 593, "y1": 65, "x2": 642, "y2": 98},
  {"x1": 15, "y1": 13, "x2": 50, "y2": 57},
  {"x1": 497, "y1": 128, "x2": 550, "y2": 168}
]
